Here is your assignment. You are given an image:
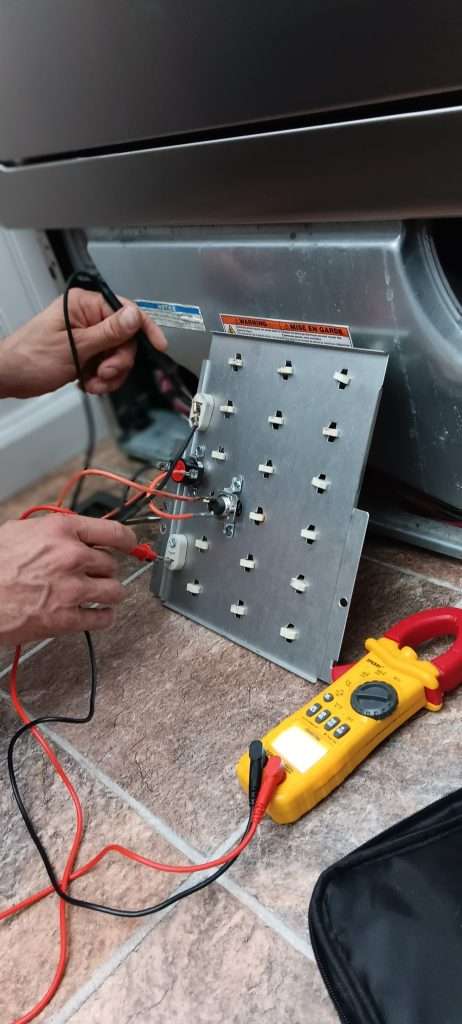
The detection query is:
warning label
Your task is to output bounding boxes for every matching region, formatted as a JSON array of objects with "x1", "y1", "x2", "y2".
[
  {"x1": 136, "y1": 299, "x2": 206, "y2": 332},
  {"x1": 220, "y1": 313, "x2": 352, "y2": 348}
]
